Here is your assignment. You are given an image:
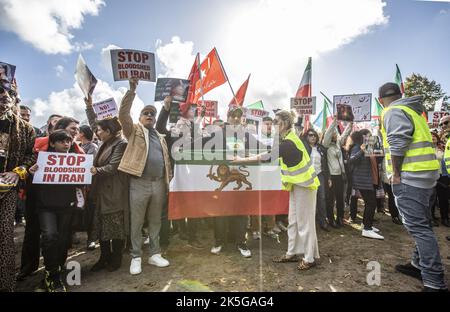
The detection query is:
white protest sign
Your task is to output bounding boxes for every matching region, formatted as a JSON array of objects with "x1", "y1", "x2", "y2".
[
  {"x1": 93, "y1": 98, "x2": 118, "y2": 120},
  {"x1": 333, "y1": 93, "x2": 372, "y2": 122},
  {"x1": 428, "y1": 111, "x2": 450, "y2": 128},
  {"x1": 290, "y1": 97, "x2": 316, "y2": 115},
  {"x1": 110, "y1": 49, "x2": 156, "y2": 82},
  {"x1": 75, "y1": 55, "x2": 97, "y2": 98},
  {"x1": 33, "y1": 152, "x2": 93, "y2": 185}
]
